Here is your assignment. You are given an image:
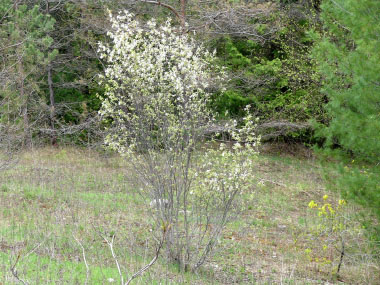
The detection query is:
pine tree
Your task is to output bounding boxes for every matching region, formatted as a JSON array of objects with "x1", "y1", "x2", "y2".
[
  {"x1": 0, "y1": 2, "x2": 56, "y2": 146},
  {"x1": 314, "y1": 0, "x2": 380, "y2": 162},
  {"x1": 313, "y1": 0, "x2": 380, "y2": 230}
]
